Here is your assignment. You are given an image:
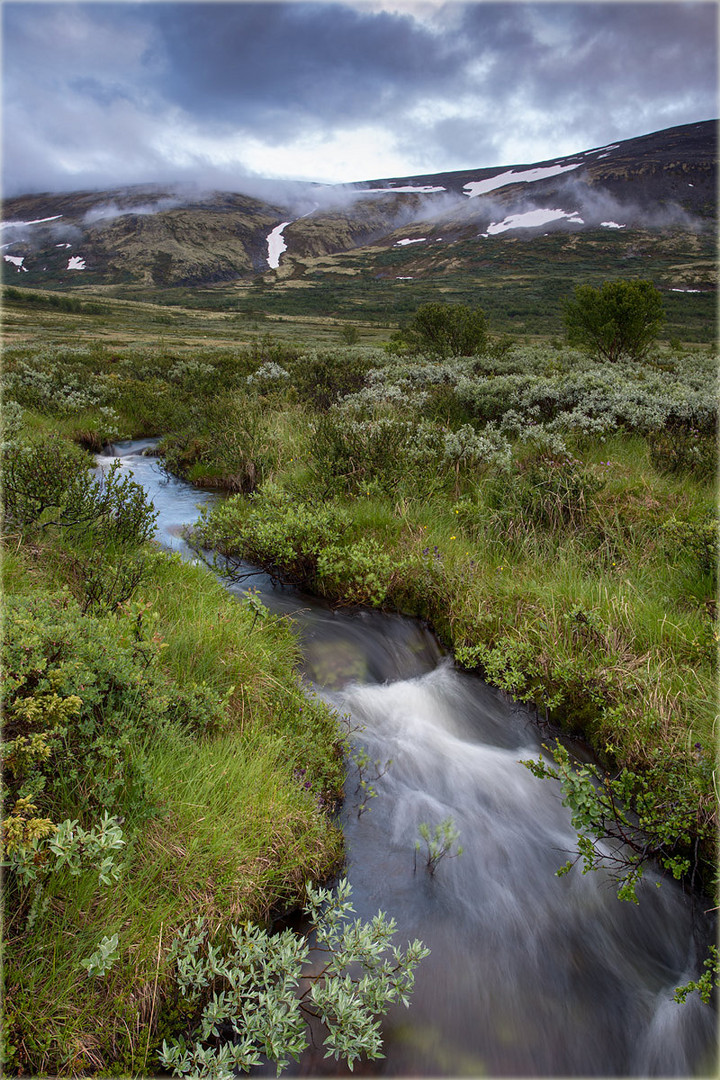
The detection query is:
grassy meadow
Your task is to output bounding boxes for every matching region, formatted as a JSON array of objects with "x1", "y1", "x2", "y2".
[{"x1": 1, "y1": 278, "x2": 717, "y2": 1074}]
